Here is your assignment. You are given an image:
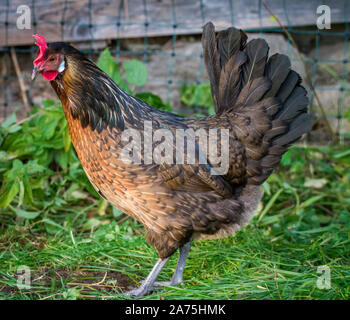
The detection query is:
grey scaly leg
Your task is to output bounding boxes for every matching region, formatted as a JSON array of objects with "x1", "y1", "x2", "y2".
[
  {"x1": 125, "y1": 257, "x2": 169, "y2": 298},
  {"x1": 153, "y1": 241, "x2": 191, "y2": 287},
  {"x1": 170, "y1": 241, "x2": 191, "y2": 285},
  {"x1": 125, "y1": 242, "x2": 192, "y2": 296}
]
